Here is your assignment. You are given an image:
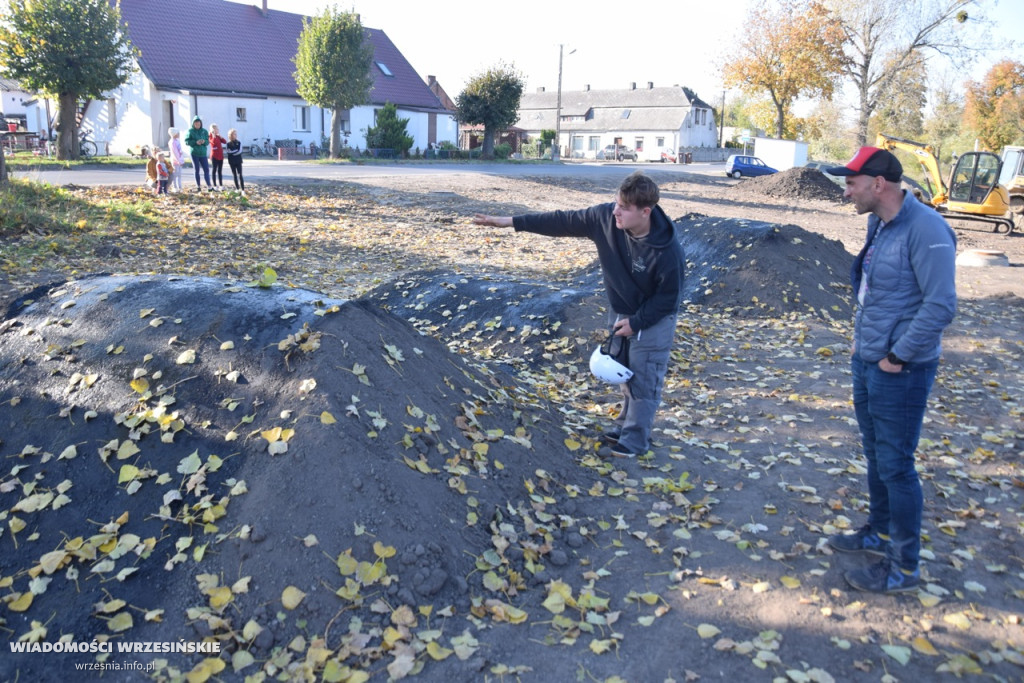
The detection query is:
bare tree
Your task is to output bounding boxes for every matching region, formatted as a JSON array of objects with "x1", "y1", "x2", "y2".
[{"x1": 826, "y1": 0, "x2": 989, "y2": 147}]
